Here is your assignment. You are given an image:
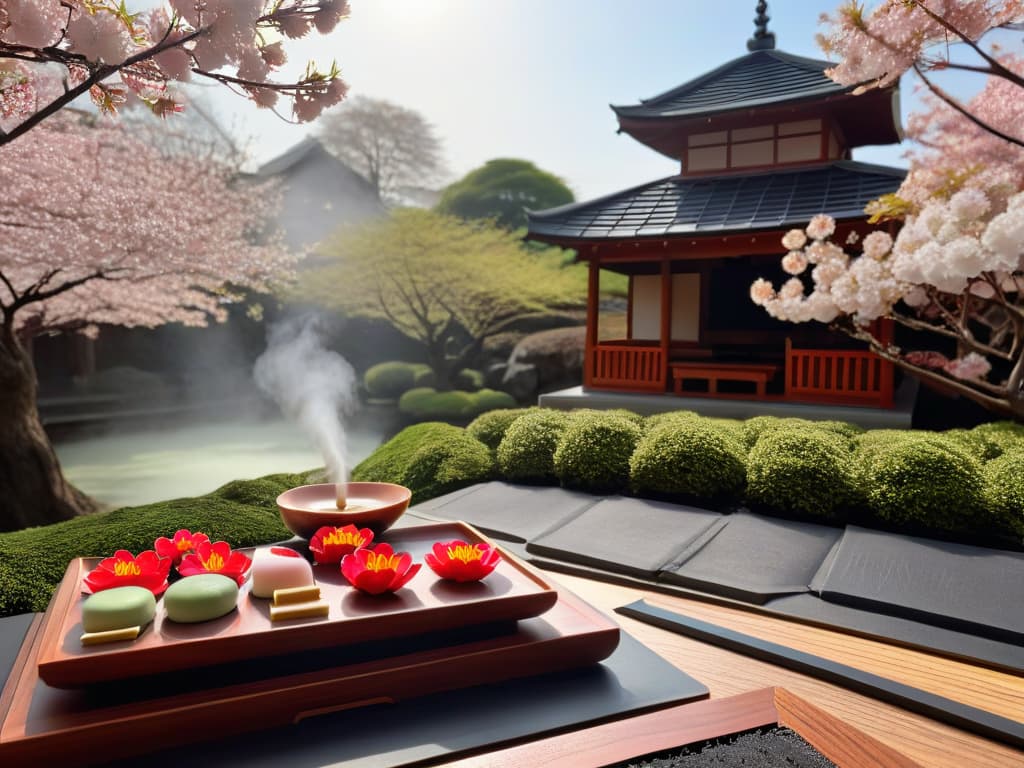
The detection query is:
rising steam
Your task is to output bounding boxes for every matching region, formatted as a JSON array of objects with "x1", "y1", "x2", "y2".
[{"x1": 253, "y1": 314, "x2": 356, "y2": 492}]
